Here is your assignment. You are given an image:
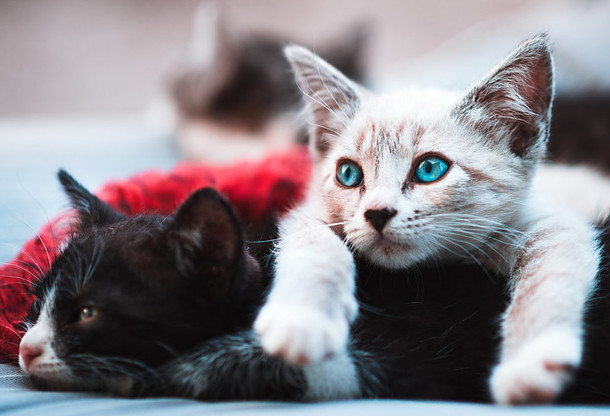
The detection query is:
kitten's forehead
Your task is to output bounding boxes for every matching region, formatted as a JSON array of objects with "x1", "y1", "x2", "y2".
[
  {"x1": 365, "y1": 89, "x2": 462, "y2": 122},
  {"x1": 34, "y1": 230, "x2": 125, "y2": 311},
  {"x1": 332, "y1": 91, "x2": 461, "y2": 174}
]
